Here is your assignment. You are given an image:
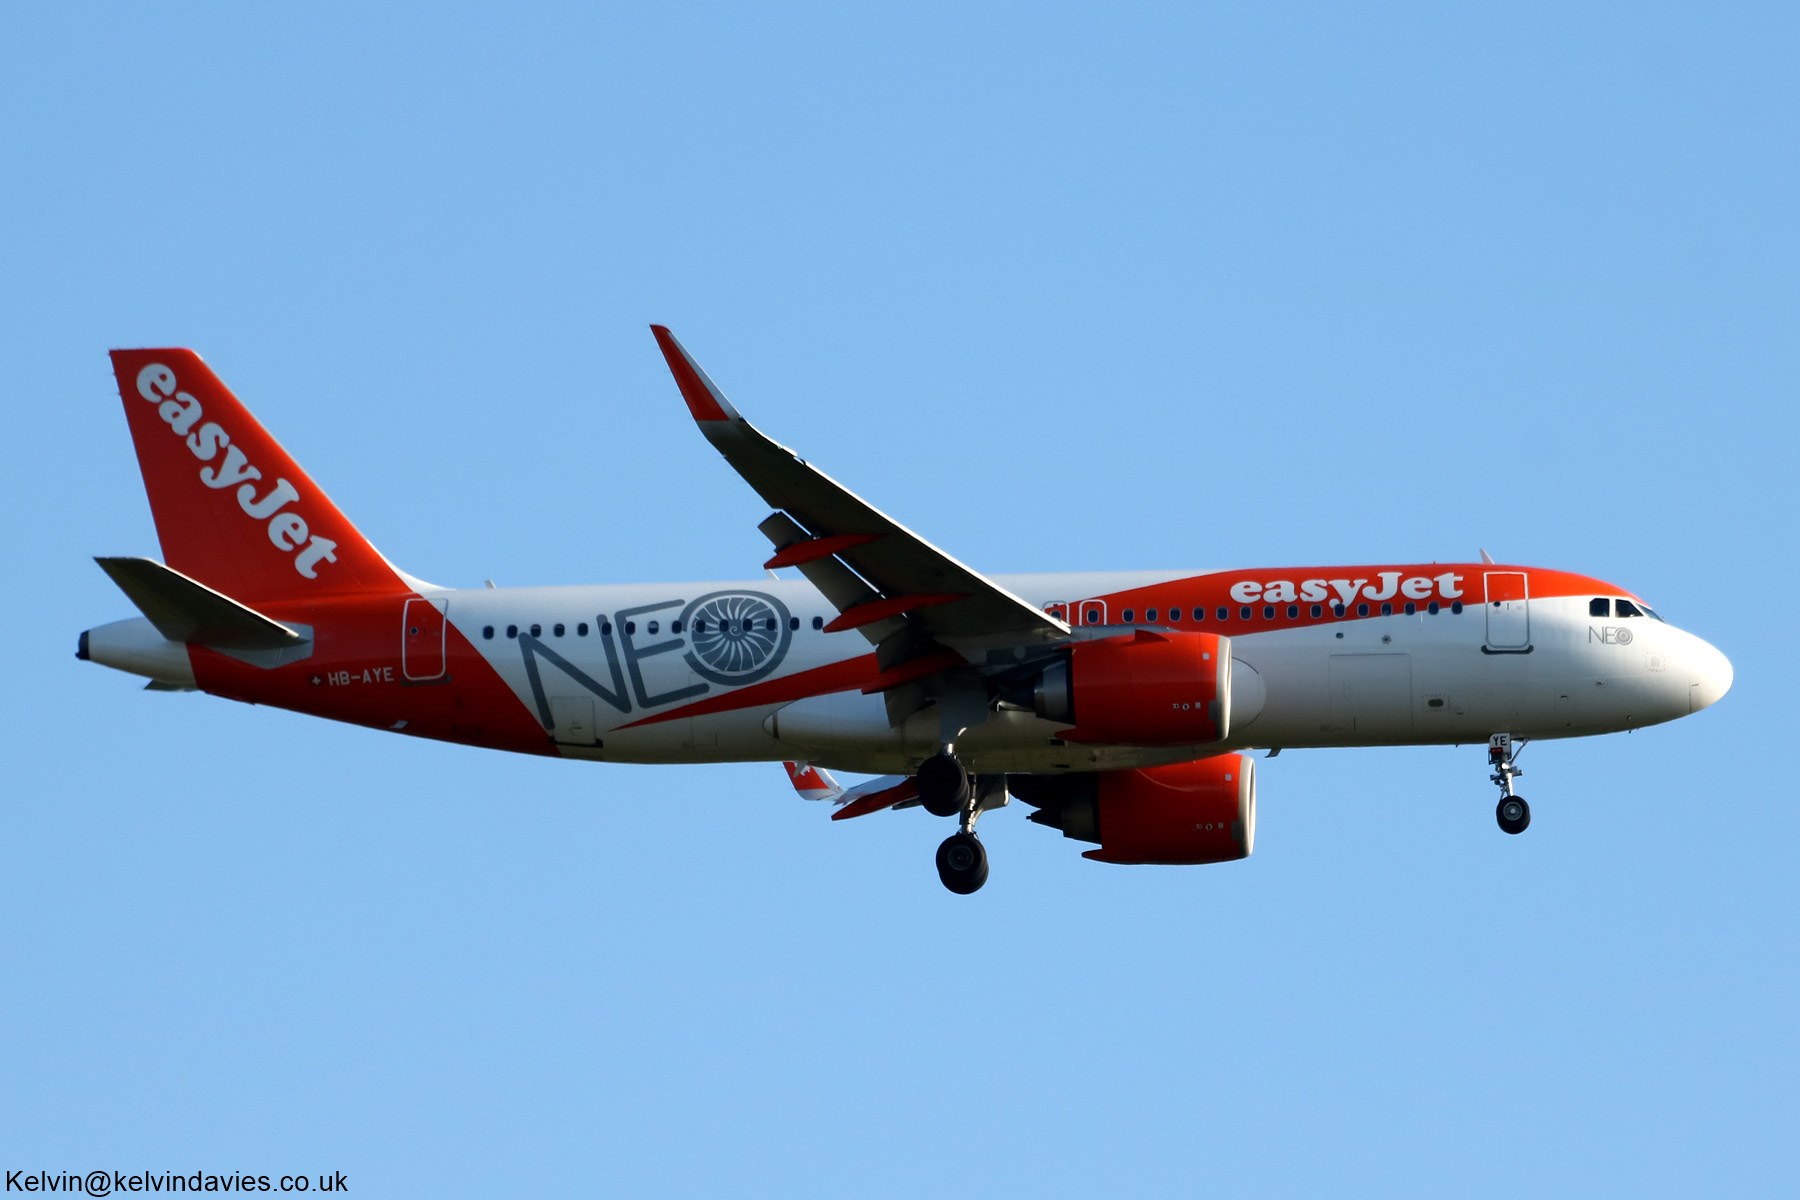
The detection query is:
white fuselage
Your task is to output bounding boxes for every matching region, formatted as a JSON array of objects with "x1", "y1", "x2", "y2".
[{"x1": 426, "y1": 568, "x2": 1730, "y2": 775}]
